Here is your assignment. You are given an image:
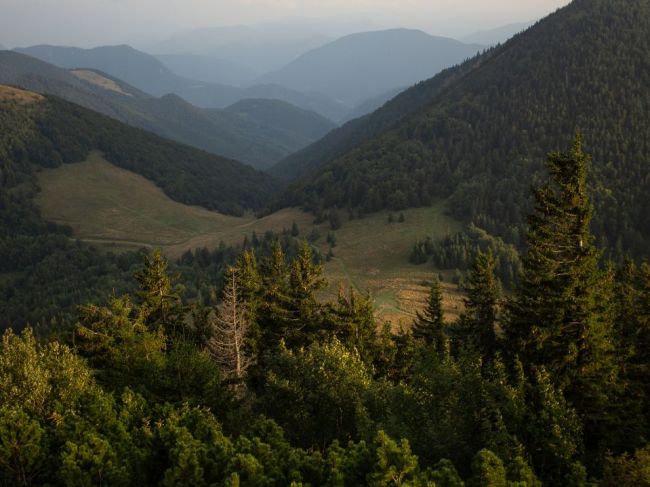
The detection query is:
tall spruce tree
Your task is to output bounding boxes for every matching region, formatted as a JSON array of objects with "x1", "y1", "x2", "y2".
[
  {"x1": 257, "y1": 242, "x2": 292, "y2": 353},
  {"x1": 288, "y1": 242, "x2": 327, "y2": 346},
  {"x1": 458, "y1": 251, "x2": 501, "y2": 360},
  {"x1": 506, "y1": 134, "x2": 617, "y2": 431},
  {"x1": 134, "y1": 250, "x2": 184, "y2": 338},
  {"x1": 413, "y1": 277, "x2": 447, "y2": 355}
]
